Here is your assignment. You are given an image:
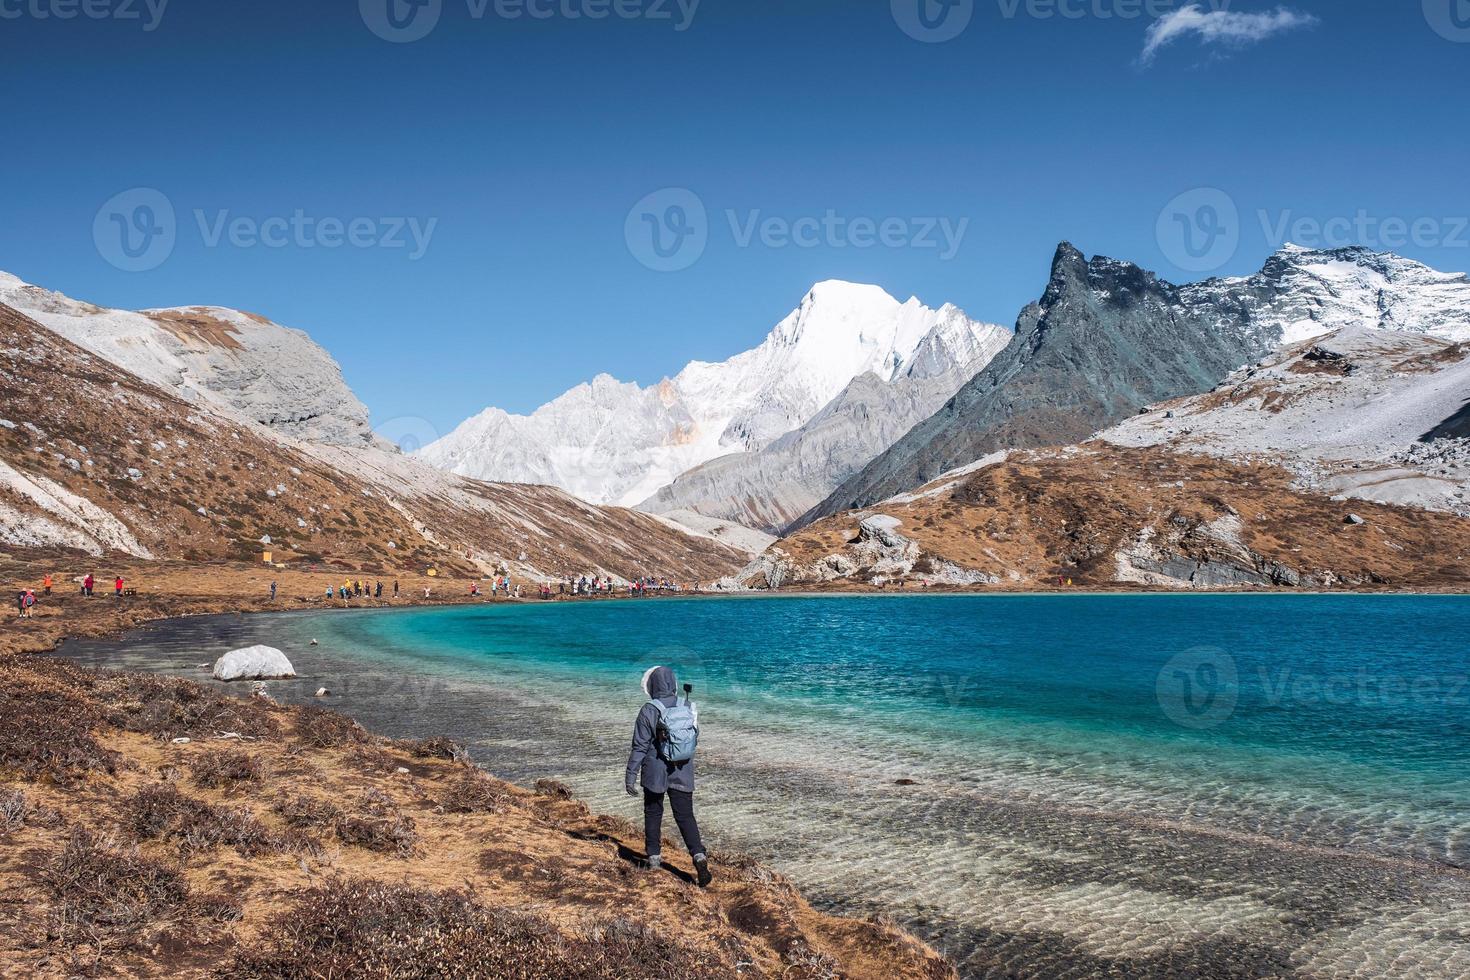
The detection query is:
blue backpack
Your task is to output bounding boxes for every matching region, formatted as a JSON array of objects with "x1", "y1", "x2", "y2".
[{"x1": 648, "y1": 695, "x2": 698, "y2": 763}]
